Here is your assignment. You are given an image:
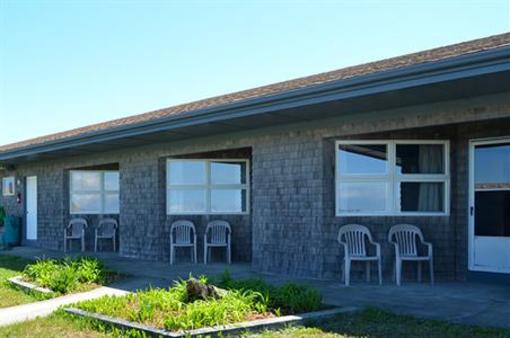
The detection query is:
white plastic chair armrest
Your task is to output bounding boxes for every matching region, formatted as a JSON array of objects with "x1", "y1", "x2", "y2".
[
  {"x1": 338, "y1": 240, "x2": 350, "y2": 258},
  {"x1": 422, "y1": 241, "x2": 433, "y2": 257},
  {"x1": 389, "y1": 240, "x2": 401, "y2": 258},
  {"x1": 373, "y1": 241, "x2": 381, "y2": 257}
]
